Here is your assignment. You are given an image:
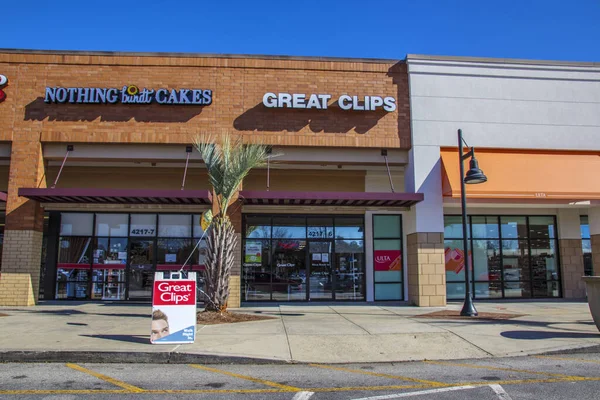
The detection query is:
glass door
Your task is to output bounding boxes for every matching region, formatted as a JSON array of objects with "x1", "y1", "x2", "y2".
[
  {"x1": 308, "y1": 240, "x2": 333, "y2": 300},
  {"x1": 271, "y1": 240, "x2": 306, "y2": 301},
  {"x1": 128, "y1": 239, "x2": 155, "y2": 300}
]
